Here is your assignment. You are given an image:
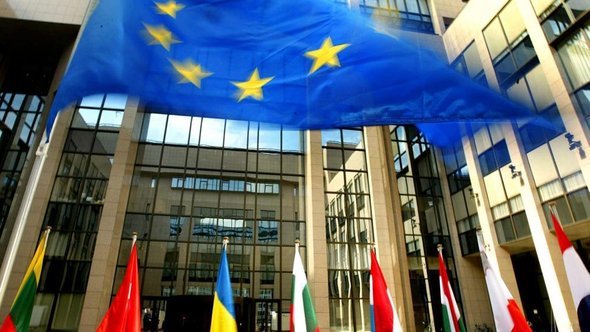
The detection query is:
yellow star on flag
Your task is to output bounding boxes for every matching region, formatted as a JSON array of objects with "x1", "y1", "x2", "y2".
[
  {"x1": 232, "y1": 68, "x2": 274, "y2": 102},
  {"x1": 170, "y1": 59, "x2": 212, "y2": 88},
  {"x1": 155, "y1": 0, "x2": 185, "y2": 18},
  {"x1": 305, "y1": 37, "x2": 350, "y2": 74},
  {"x1": 143, "y1": 24, "x2": 180, "y2": 51}
]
